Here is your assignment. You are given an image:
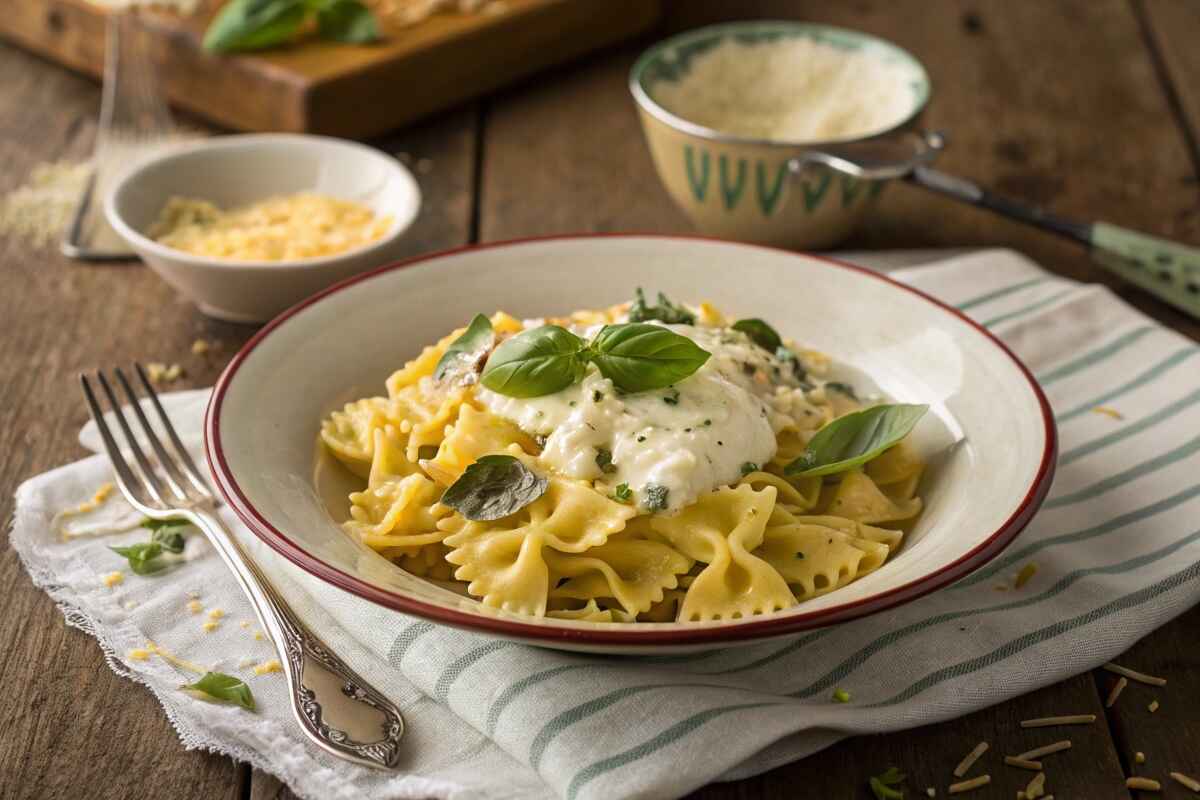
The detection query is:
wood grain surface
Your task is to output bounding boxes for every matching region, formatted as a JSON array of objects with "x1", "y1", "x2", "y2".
[{"x1": 2, "y1": 1, "x2": 1199, "y2": 798}]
